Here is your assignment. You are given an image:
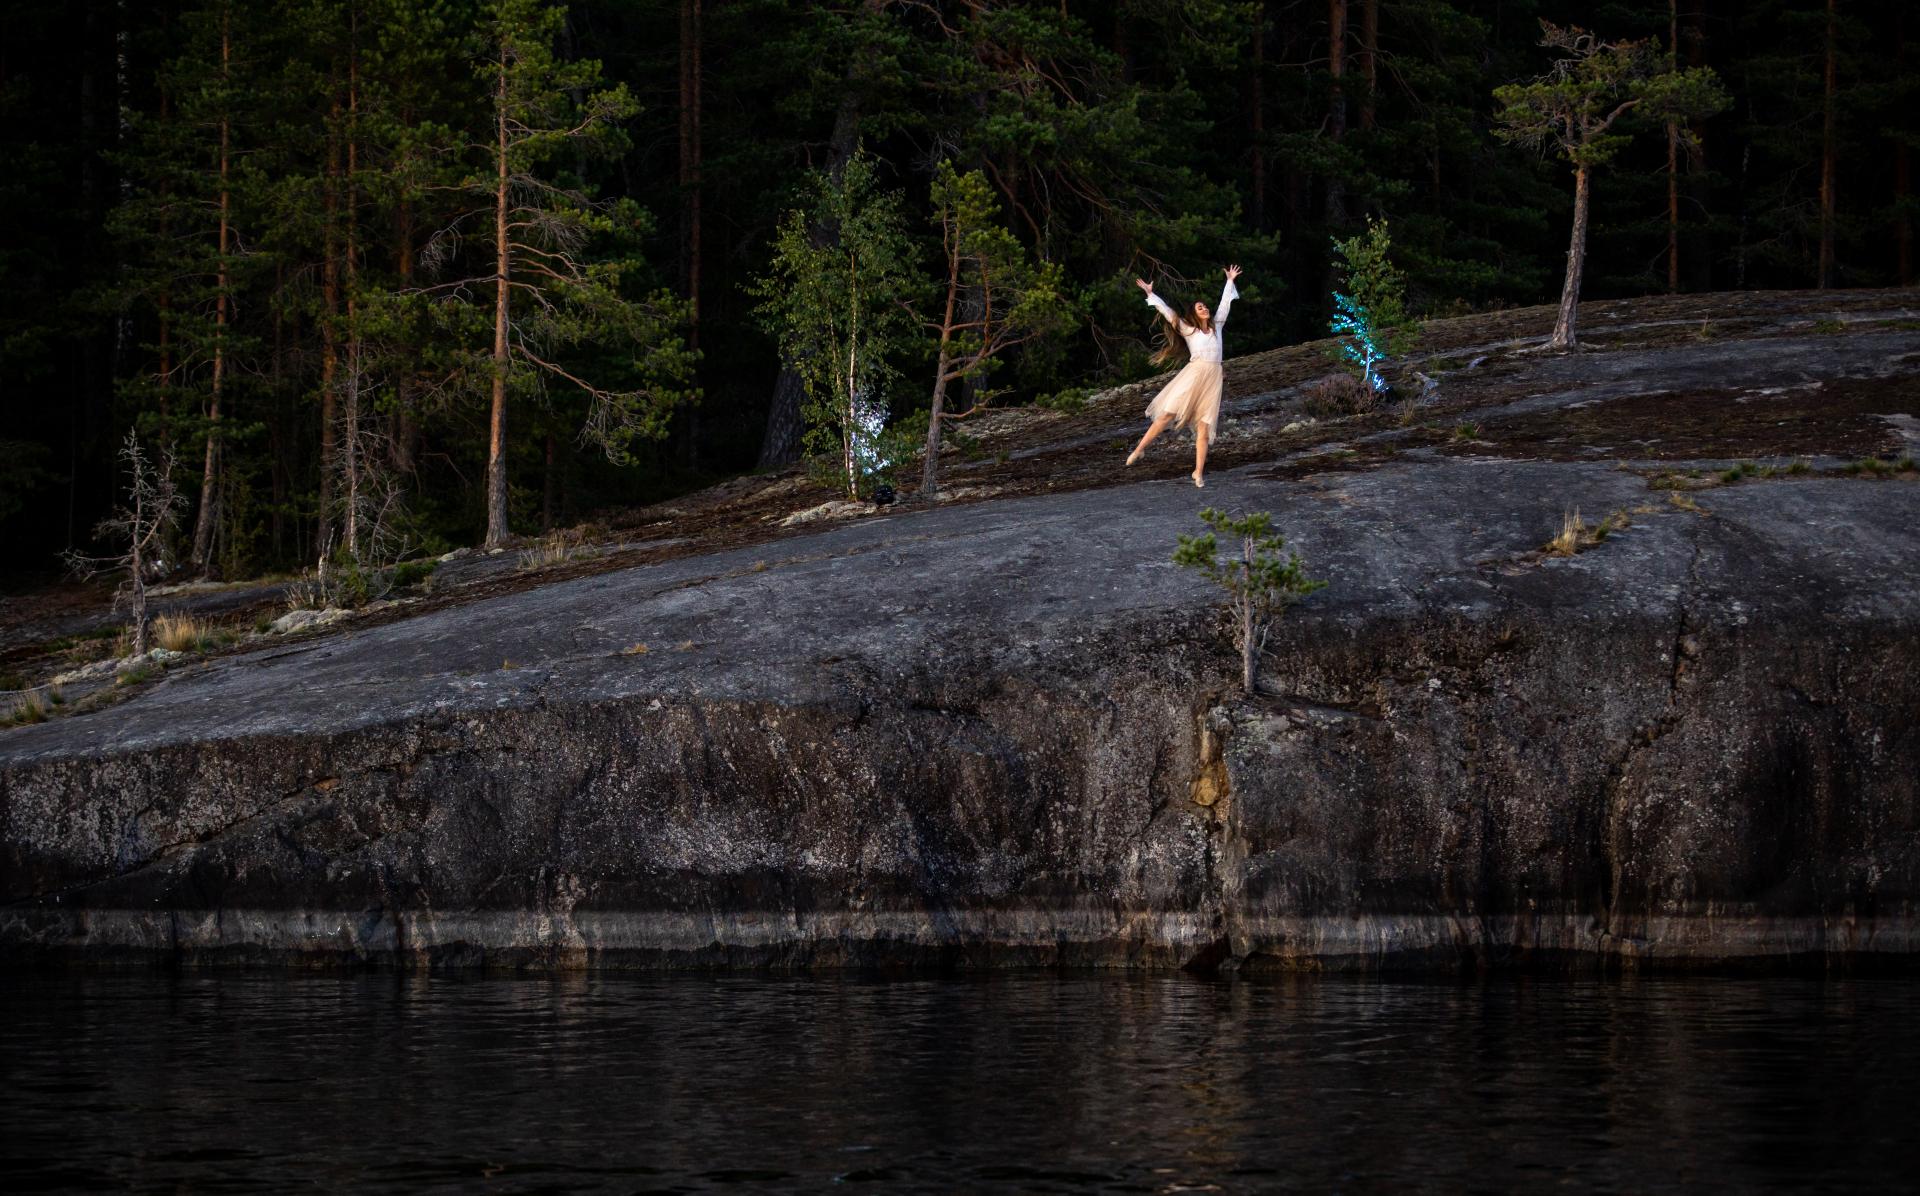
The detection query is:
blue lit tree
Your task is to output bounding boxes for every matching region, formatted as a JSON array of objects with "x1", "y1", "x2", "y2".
[{"x1": 1329, "y1": 218, "x2": 1418, "y2": 395}]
